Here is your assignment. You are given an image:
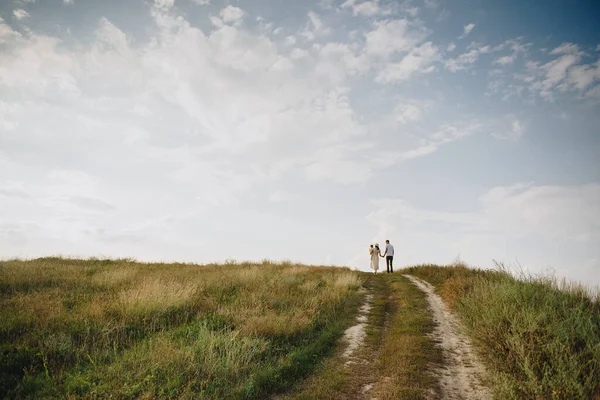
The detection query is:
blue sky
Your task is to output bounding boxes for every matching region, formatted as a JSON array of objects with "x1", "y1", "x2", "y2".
[{"x1": 1, "y1": 0, "x2": 599, "y2": 286}]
